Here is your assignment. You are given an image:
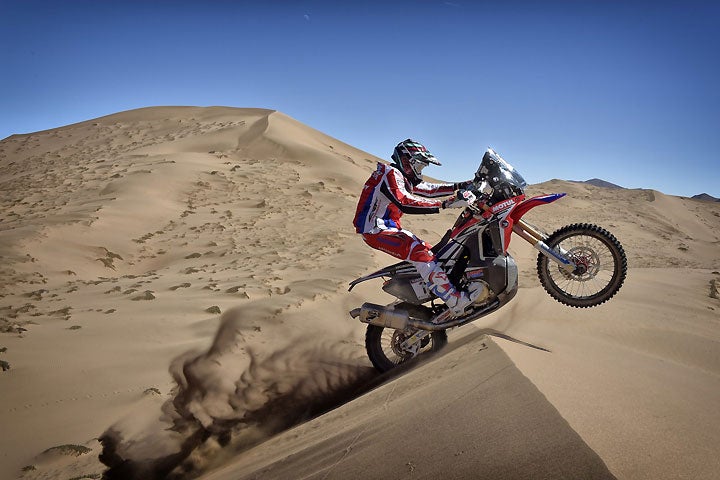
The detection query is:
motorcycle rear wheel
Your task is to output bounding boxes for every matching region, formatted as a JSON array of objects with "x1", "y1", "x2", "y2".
[
  {"x1": 365, "y1": 325, "x2": 447, "y2": 373},
  {"x1": 537, "y1": 223, "x2": 627, "y2": 308}
]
